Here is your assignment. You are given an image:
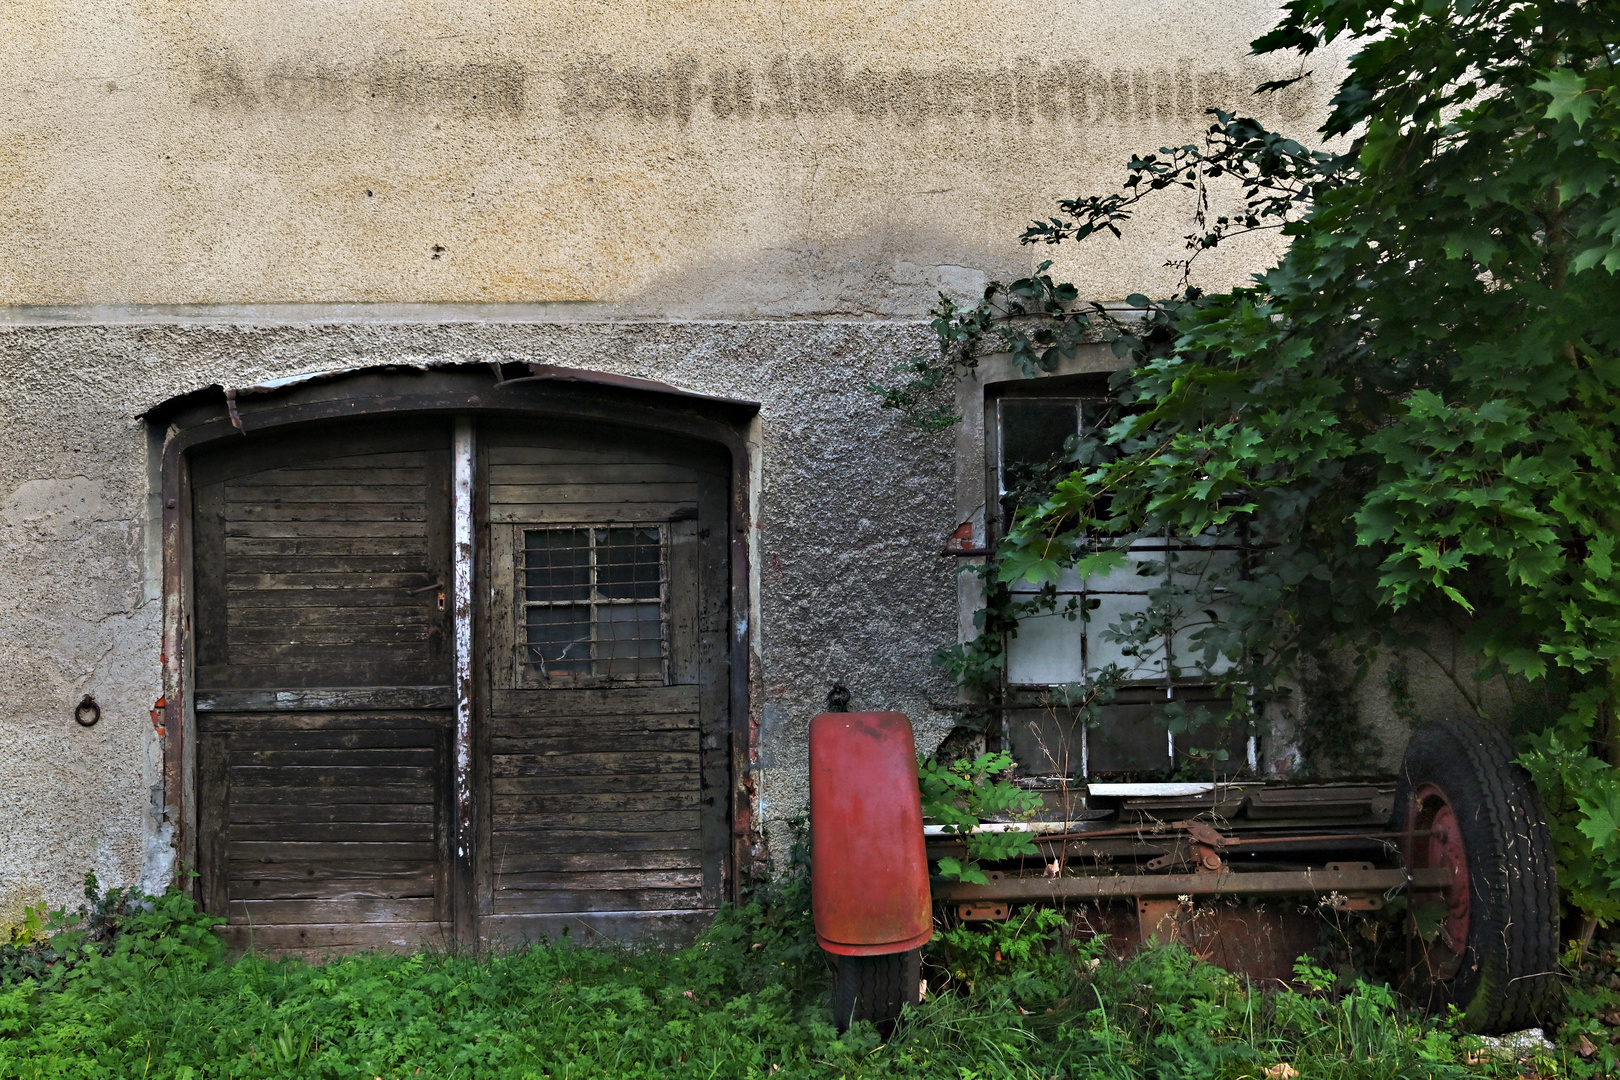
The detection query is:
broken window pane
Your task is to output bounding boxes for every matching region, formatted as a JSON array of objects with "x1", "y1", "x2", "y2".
[{"x1": 526, "y1": 604, "x2": 593, "y2": 674}]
